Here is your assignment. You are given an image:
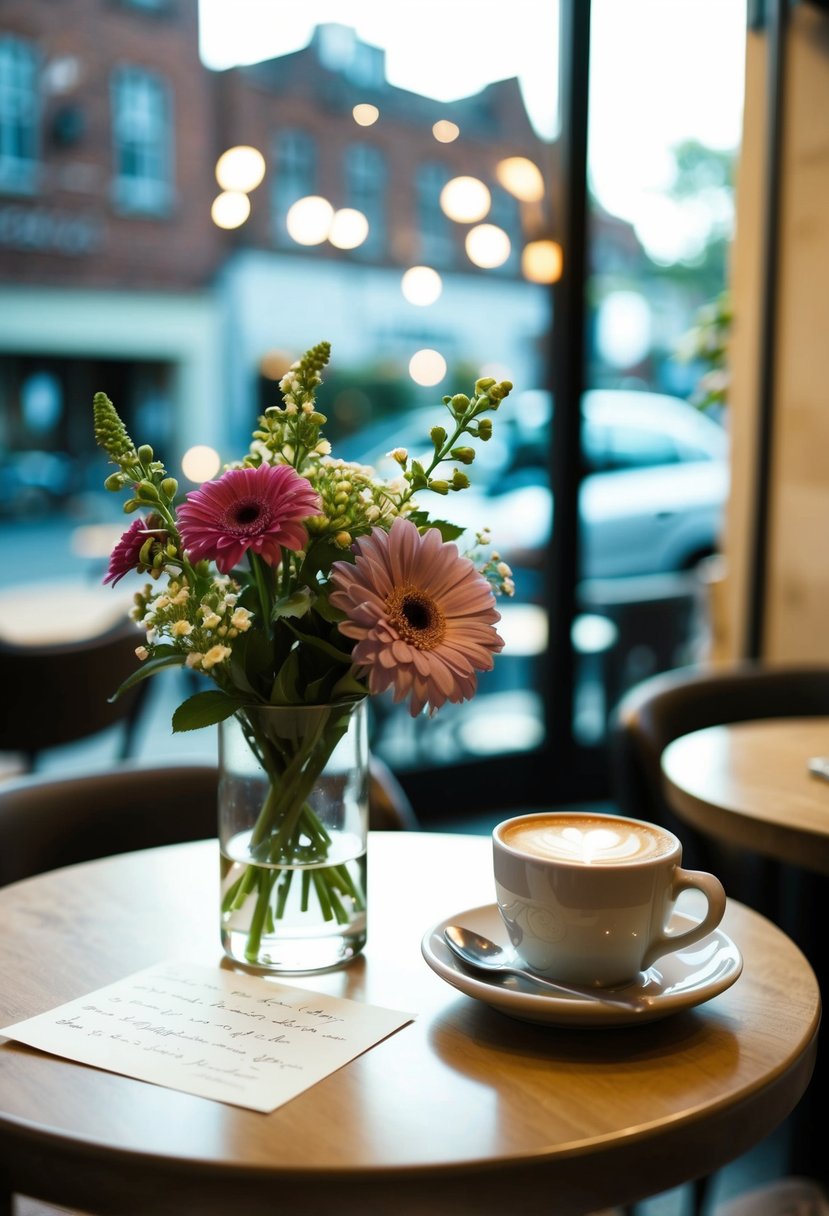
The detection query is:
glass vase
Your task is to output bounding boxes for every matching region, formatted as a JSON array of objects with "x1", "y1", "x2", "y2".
[{"x1": 219, "y1": 701, "x2": 369, "y2": 973}]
